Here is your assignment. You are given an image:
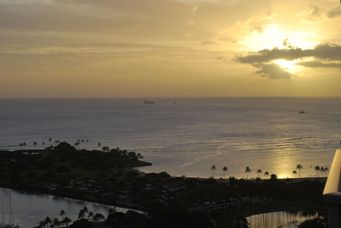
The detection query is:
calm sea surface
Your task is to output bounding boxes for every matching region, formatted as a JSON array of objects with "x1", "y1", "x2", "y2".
[{"x1": 0, "y1": 98, "x2": 340, "y2": 178}]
